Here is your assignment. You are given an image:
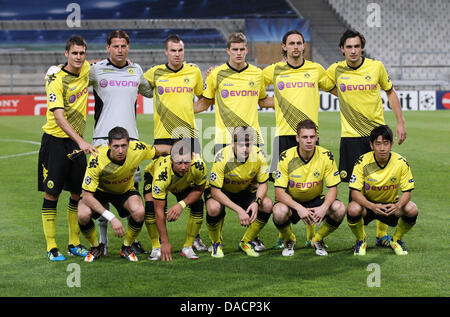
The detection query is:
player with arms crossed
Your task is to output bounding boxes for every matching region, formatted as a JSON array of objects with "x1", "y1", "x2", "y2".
[
  {"x1": 206, "y1": 127, "x2": 273, "y2": 258},
  {"x1": 38, "y1": 35, "x2": 98, "y2": 261},
  {"x1": 260, "y1": 29, "x2": 336, "y2": 248},
  {"x1": 273, "y1": 119, "x2": 345, "y2": 256},
  {"x1": 326, "y1": 29, "x2": 407, "y2": 246},
  {"x1": 78, "y1": 127, "x2": 161, "y2": 262},
  {"x1": 347, "y1": 125, "x2": 418, "y2": 256},
  {"x1": 143, "y1": 34, "x2": 208, "y2": 253},
  {"x1": 144, "y1": 140, "x2": 207, "y2": 261}
]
